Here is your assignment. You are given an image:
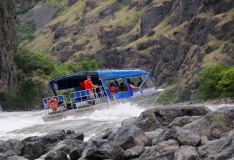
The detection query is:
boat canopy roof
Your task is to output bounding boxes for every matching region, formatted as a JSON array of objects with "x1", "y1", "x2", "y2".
[{"x1": 49, "y1": 69, "x2": 149, "y2": 92}]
